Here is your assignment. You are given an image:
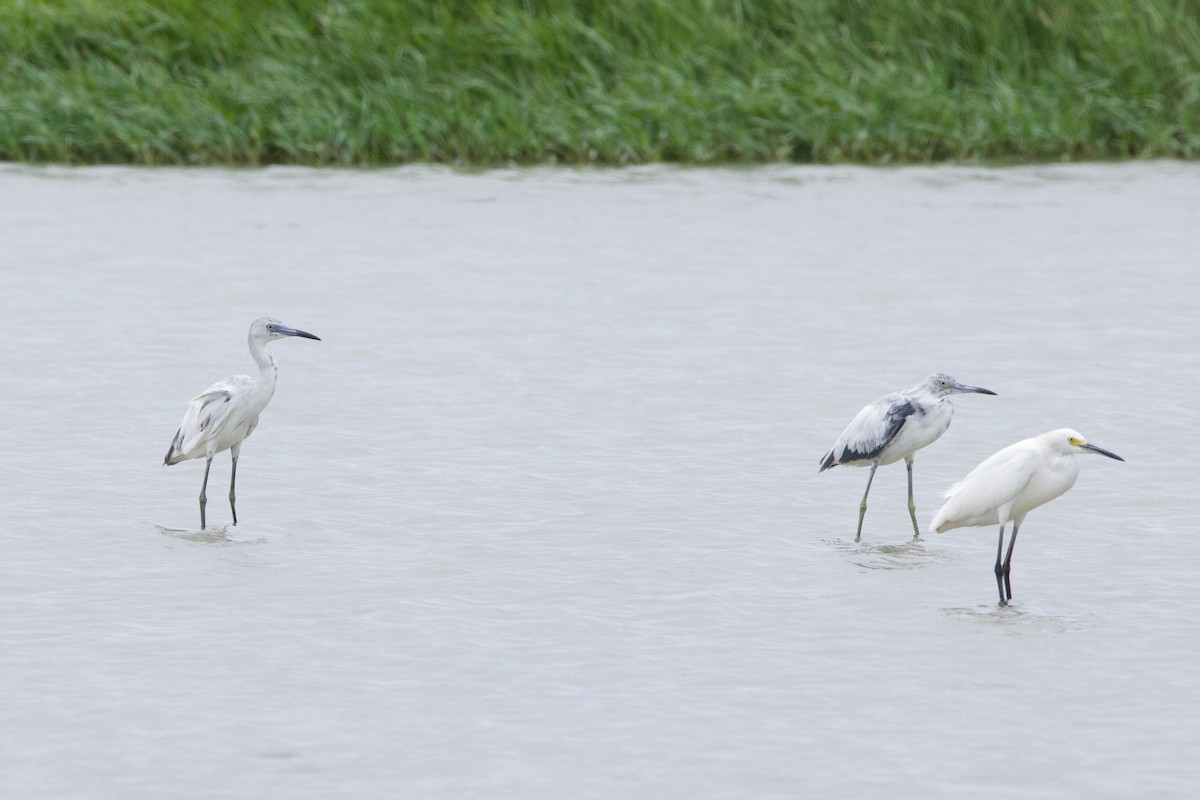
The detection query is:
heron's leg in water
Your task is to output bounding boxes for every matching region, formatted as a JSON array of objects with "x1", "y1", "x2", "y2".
[
  {"x1": 856, "y1": 462, "x2": 880, "y2": 542},
  {"x1": 1001, "y1": 522, "x2": 1020, "y2": 601},
  {"x1": 905, "y1": 456, "x2": 921, "y2": 540},
  {"x1": 229, "y1": 444, "x2": 240, "y2": 526},
  {"x1": 994, "y1": 525, "x2": 1008, "y2": 606},
  {"x1": 199, "y1": 456, "x2": 213, "y2": 530}
]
